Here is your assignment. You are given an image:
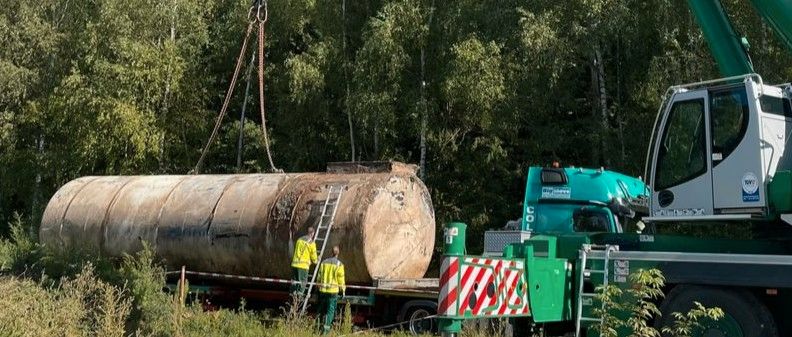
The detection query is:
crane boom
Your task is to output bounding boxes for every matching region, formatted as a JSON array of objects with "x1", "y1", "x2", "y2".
[
  {"x1": 688, "y1": 0, "x2": 792, "y2": 77},
  {"x1": 687, "y1": 0, "x2": 754, "y2": 76},
  {"x1": 748, "y1": 0, "x2": 792, "y2": 53}
]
